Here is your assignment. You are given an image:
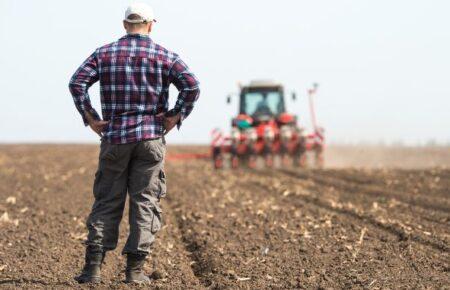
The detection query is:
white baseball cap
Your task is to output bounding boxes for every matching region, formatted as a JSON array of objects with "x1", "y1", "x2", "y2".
[{"x1": 124, "y1": 2, "x2": 156, "y2": 24}]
